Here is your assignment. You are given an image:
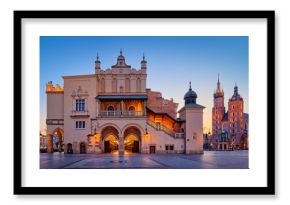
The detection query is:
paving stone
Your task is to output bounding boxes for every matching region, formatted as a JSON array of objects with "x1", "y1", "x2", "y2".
[{"x1": 40, "y1": 151, "x2": 248, "y2": 169}]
